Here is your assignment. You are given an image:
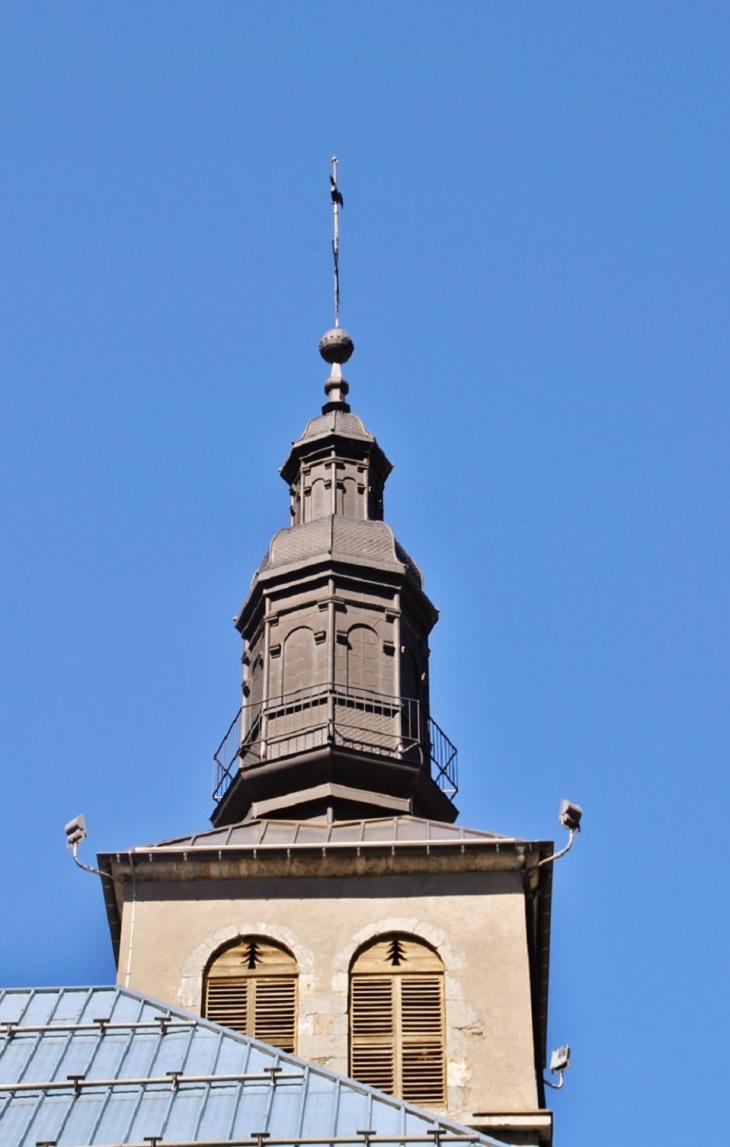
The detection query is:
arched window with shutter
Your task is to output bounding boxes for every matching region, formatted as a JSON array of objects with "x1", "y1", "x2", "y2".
[
  {"x1": 336, "y1": 476, "x2": 358, "y2": 518},
  {"x1": 283, "y1": 626, "x2": 316, "y2": 694},
  {"x1": 204, "y1": 937, "x2": 298, "y2": 1052},
  {"x1": 347, "y1": 624, "x2": 381, "y2": 693},
  {"x1": 309, "y1": 477, "x2": 329, "y2": 520},
  {"x1": 350, "y1": 934, "x2": 445, "y2": 1106}
]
